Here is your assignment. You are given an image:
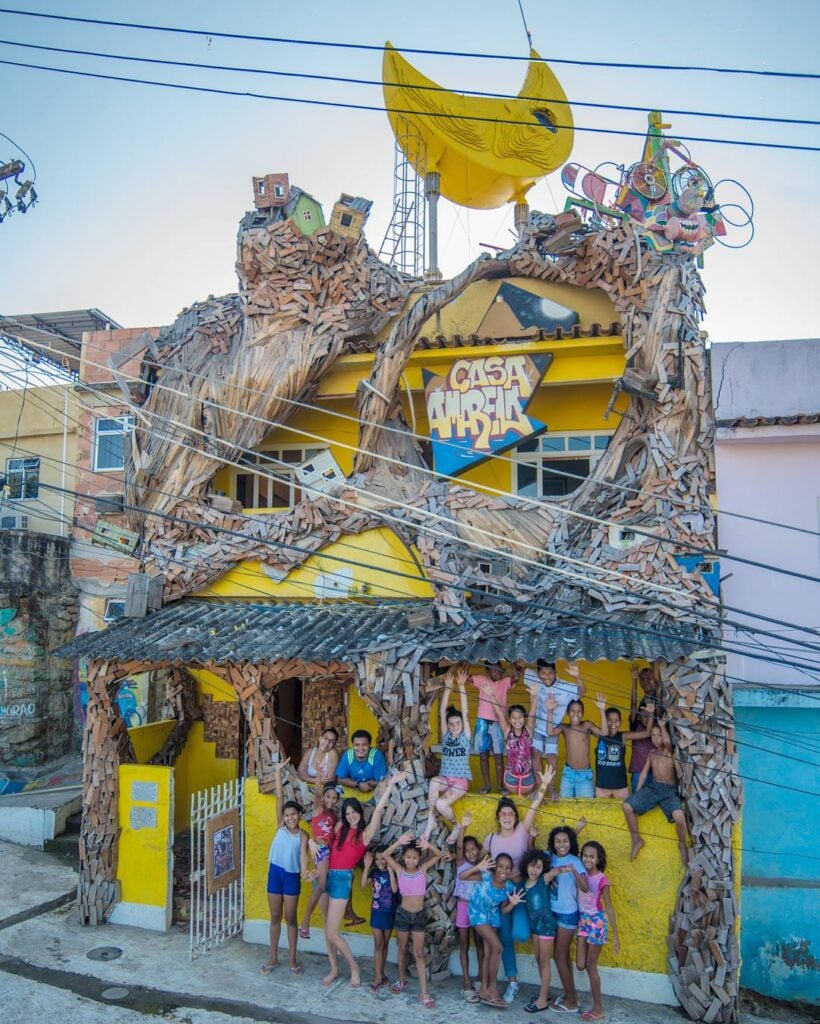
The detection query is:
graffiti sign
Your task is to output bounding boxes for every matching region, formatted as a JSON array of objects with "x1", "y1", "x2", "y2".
[
  {"x1": 0, "y1": 702, "x2": 36, "y2": 719},
  {"x1": 423, "y1": 353, "x2": 552, "y2": 476}
]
